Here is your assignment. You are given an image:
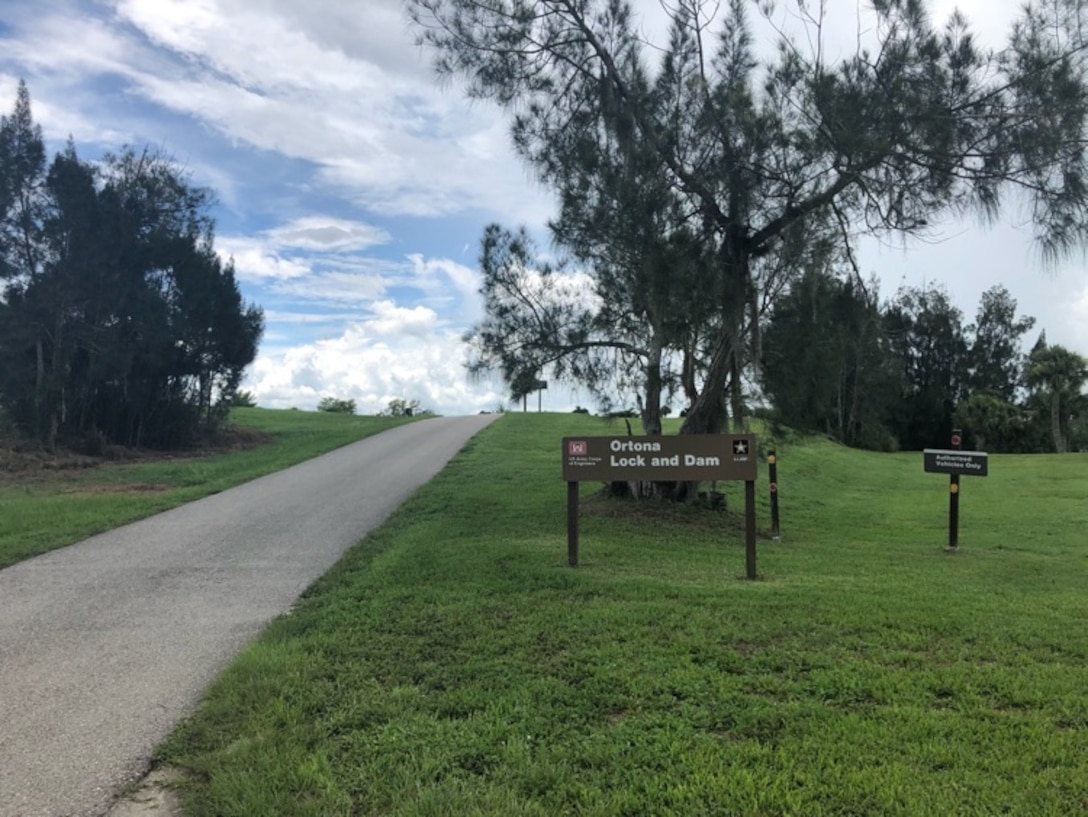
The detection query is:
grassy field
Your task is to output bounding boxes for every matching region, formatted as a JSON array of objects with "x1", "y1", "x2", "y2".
[
  {"x1": 156, "y1": 413, "x2": 1088, "y2": 816},
  {"x1": 0, "y1": 408, "x2": 416, "y2": 570}
]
